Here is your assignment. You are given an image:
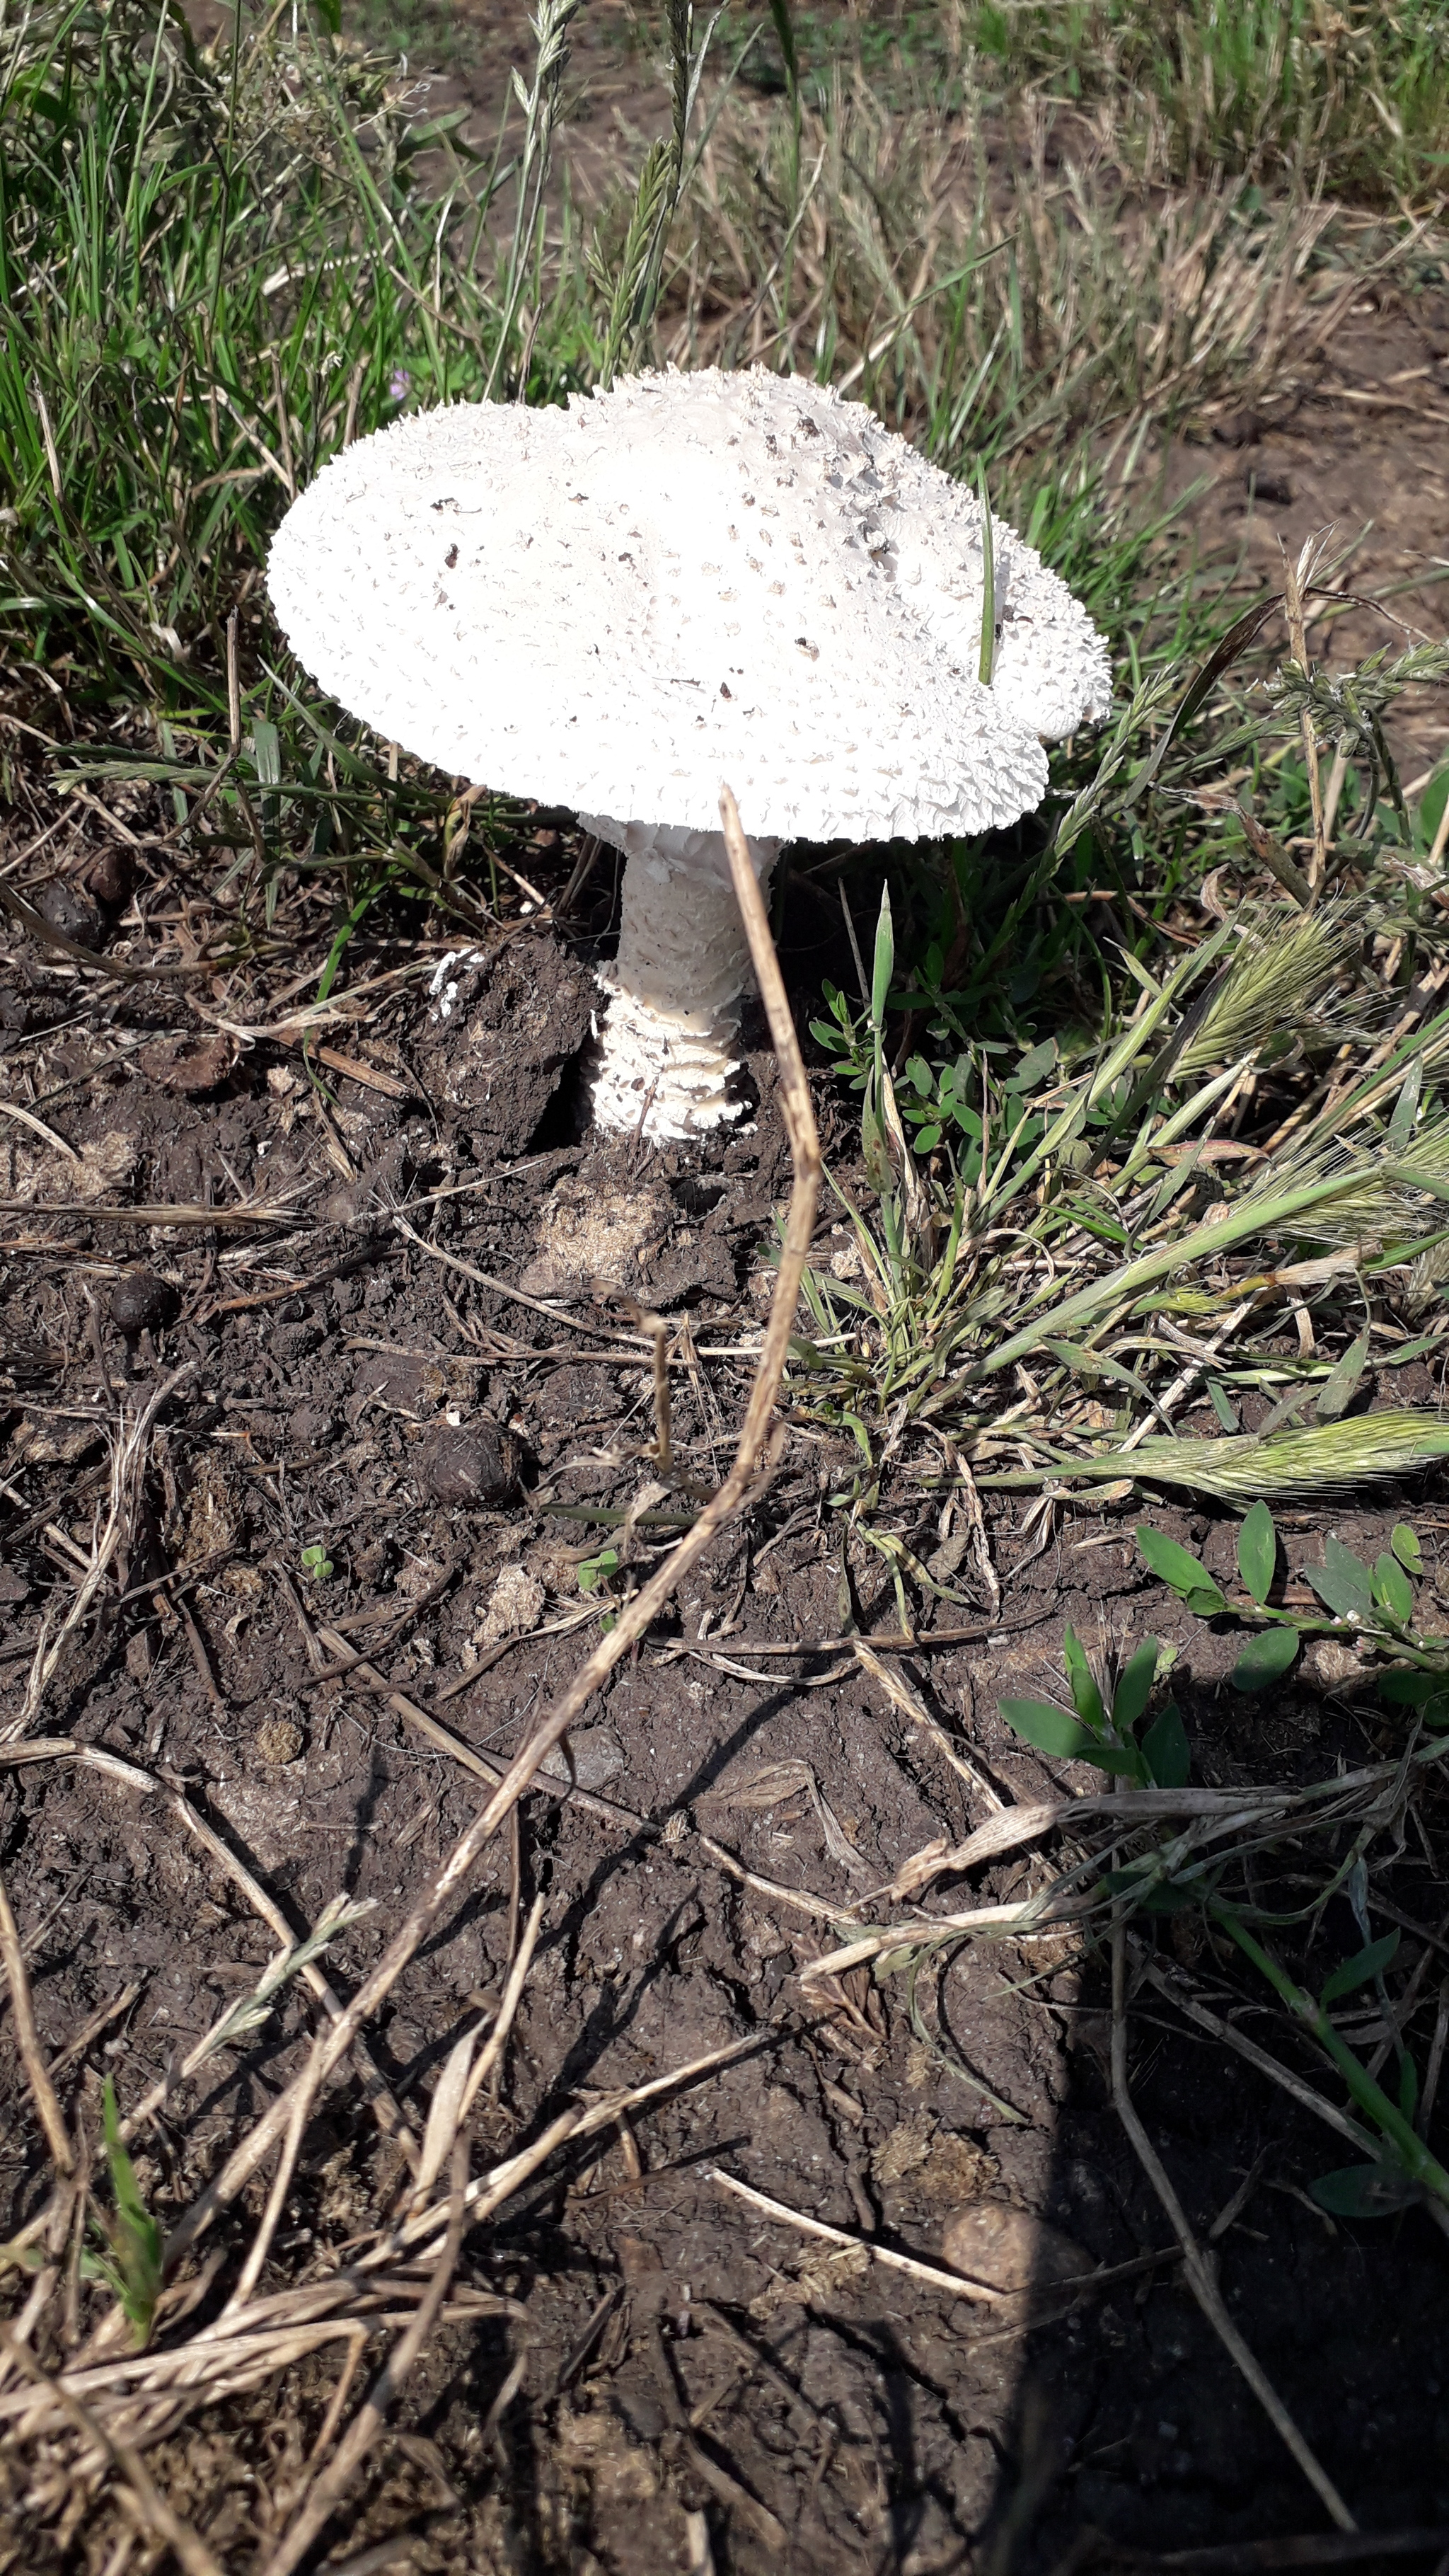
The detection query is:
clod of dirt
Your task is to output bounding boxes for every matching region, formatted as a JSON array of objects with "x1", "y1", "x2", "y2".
[
  {"x1": 941, "y1": 2202, "x2": 1094, "y2": 2294},
  {"x1": 110, "y1": 1268, "x2": 179, "y2": 1335},
  {"x1": 84, "y1": 846, "x2": 134, "y2": 907},
  {"x1": 137, "y1": 1033, "x2": 237, "y2": 1094},
  {"x1": 1312, "y1": 1638, "x2": 1363, "y2": 1686},
  {"x1": 170, "y1": 1453, "x2": 248, "y2": 1562},
  {"x1": 33, "y1": 876, "x2": 103, "y2": 948},
  {"x1": 9, "y1": 1415, "x2": 100, "y2": 1468},
  {"x1": 521, "y1": 1172, "x2": 673, "y2": 1296},
  {"x1": 538, "y1": 1725, "x2": 625, "y2": 1790},
  {"x1": 424, "y1": 1421, "x2": 516, "y2": 1507},
  {"x1": 408, "y1": 938, "x2": 592, "y2": 1165},
  {"x1": 478, "y1": 1562, "x2": 545, "y2": 1641},
  {"x1": 872, "y1": 2111, "x2": 998, "y2": 2207},
  {"x1": 254, "y1": 1715, "x2": 304, "y2": 1766}
]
